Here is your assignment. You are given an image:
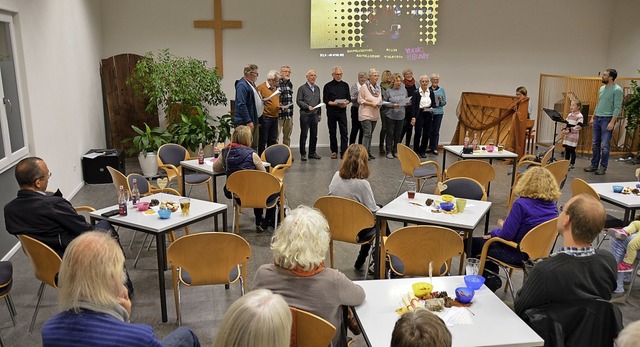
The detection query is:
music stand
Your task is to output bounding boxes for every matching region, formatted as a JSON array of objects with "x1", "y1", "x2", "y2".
[{"x1": 542, "y1": 108, "x2": 568, "y2": 160}]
